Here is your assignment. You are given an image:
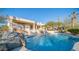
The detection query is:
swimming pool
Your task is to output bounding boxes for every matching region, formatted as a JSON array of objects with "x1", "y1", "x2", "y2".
[{"x1": 26, "y1": 33, "x2": 79, "y2": 51}]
